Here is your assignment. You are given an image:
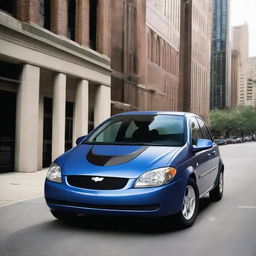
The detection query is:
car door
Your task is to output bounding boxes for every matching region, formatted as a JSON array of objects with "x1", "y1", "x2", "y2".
[
  {"x1": 196, "y1": 118, "x2": 219, "y2": 189},
  {"x1": 190, "y1": 117, "x2": 213, "y2": 195}
]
